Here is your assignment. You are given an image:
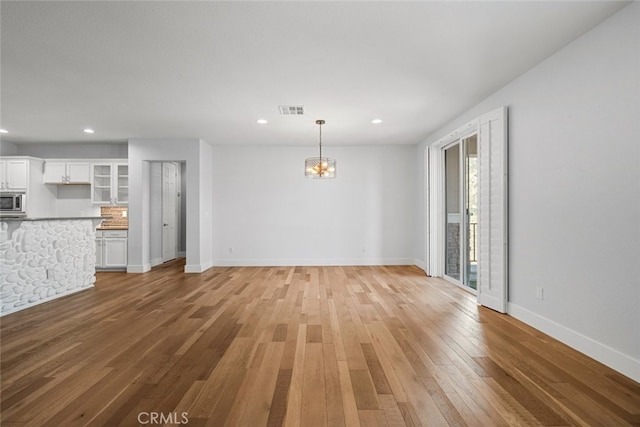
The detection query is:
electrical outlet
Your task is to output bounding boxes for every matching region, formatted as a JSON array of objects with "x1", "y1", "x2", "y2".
[{"x1": 536, "y1": 287, "x2": 544, "y2": 300}]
